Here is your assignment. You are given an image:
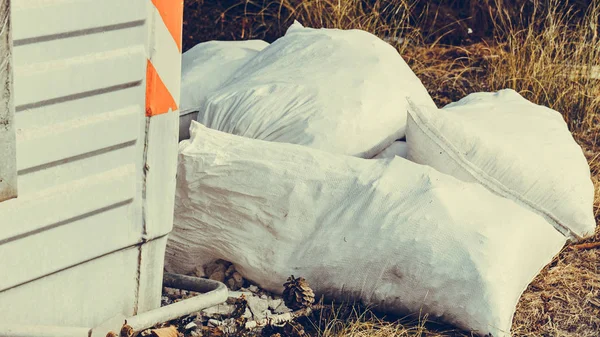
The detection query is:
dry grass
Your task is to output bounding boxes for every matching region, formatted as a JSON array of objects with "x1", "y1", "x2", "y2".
[
  {"x1": 183, "y1": 0, "x2": 600, "y2": 335},
  {"x1": 307, "y1": 304, "x2": 472, "y2": 337}
]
